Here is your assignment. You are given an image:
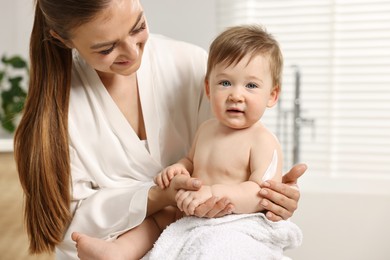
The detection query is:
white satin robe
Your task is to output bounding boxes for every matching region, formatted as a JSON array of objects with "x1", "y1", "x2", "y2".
[{"x1": 56, "y1": 34, "x2": 211, "y2": 259}]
